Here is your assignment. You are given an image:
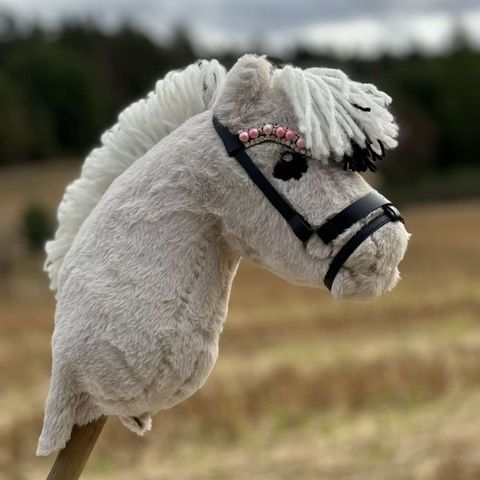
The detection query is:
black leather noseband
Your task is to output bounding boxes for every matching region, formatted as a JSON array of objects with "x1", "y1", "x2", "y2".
[{"x1": 212, "y1": 116, "x2": 404, "y2": 291}]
